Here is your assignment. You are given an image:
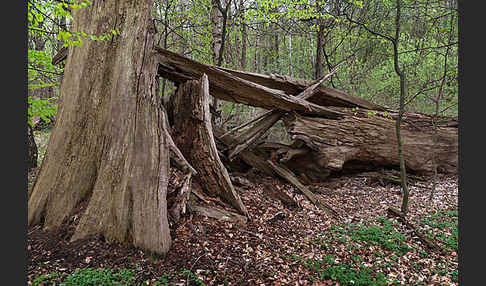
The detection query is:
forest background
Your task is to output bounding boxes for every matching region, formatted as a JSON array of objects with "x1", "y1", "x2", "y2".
[{"x1": 27, "y1": 0, "x2": 458, "y2": 139}]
